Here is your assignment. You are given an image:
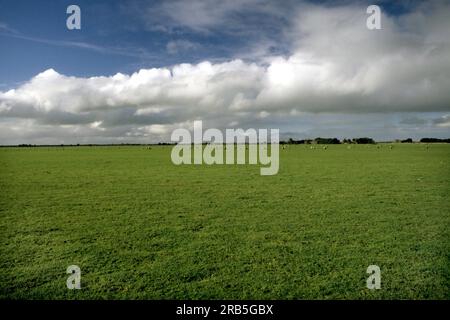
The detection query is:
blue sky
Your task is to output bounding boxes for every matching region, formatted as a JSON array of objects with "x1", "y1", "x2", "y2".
[
  {"x1": 0, "y1": 0, "x2": 449, "y2": 143},
  {"x1": 0, "y1": 0, "x2": 175, "y2": 86},
  {"x1": 0, "y1": 0, "x2": 288, "y2": 86}
]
